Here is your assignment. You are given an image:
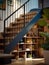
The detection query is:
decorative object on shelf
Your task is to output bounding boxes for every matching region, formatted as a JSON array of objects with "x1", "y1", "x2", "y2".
[
  {"x1": 32, "y1": 45, "x2": 34, "y2": 50},
  {"x1": 26, "y1": 38, "x2": 32, "y2": 44},
  {"x1": 27, "y1": 51, "x2": 32, "y2": 58},
  {"x1": 26, "y1": 48, "x2": 30, "y2": 51}
]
